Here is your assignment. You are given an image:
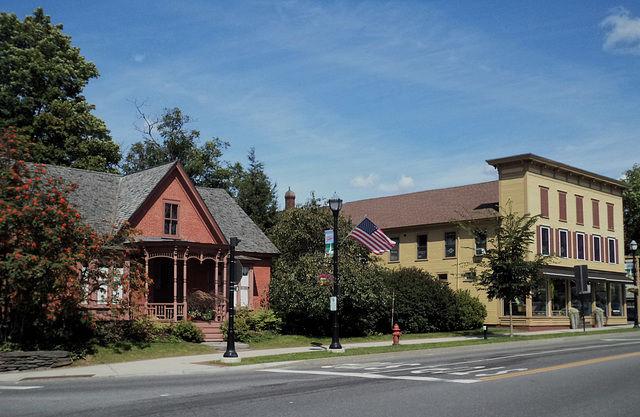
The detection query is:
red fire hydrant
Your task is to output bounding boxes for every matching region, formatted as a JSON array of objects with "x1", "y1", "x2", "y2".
[{"x1": 392, "y1": 324, "x2": 402, "y2": 345}]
